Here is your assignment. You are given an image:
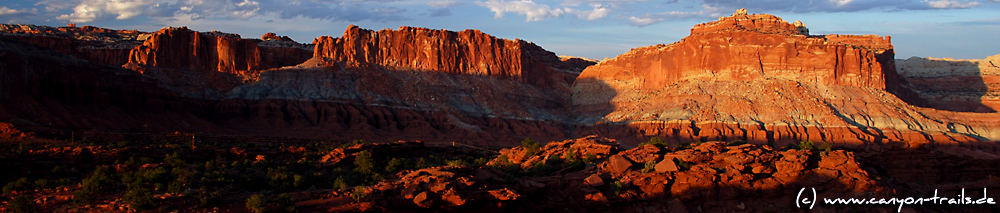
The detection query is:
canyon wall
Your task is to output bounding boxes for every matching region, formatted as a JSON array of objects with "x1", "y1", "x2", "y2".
[
  {"x1": 0, "y1": 24, "x2": 142, "y2": 66},
  {"x1": 578, "y1": 14, "x2": 895, "y2": 92},
  {"x1": 572, "y1": 11, "x2": 1000, "y2": 146},
  {"x1": 313, "y1": 25, "x2": 565, "y2": 87},
  {"x1": 896, "y1": 54, "x2": 1000, "y2": 112},
  {"x1": 124, "y1": 27, "x2": 311, "y2": 81}
]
